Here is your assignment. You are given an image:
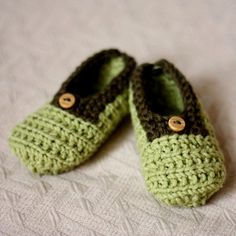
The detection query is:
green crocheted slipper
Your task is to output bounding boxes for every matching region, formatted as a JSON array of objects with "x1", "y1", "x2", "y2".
[
  {"x1": 9, "y1": 49, "x2": 136, "y2": 175},
  {"x1": 129, "y1": 59, "x2": 226, "y2": 207}
]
